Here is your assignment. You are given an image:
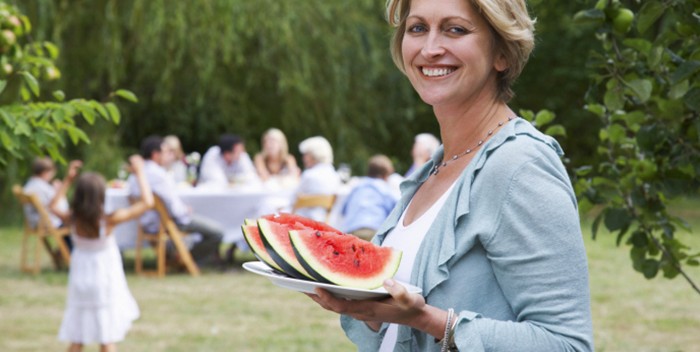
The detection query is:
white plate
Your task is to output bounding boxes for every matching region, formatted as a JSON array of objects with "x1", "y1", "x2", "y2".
[{"x1": 242, "y1": 261, "x2": 422, "y2": 300}]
